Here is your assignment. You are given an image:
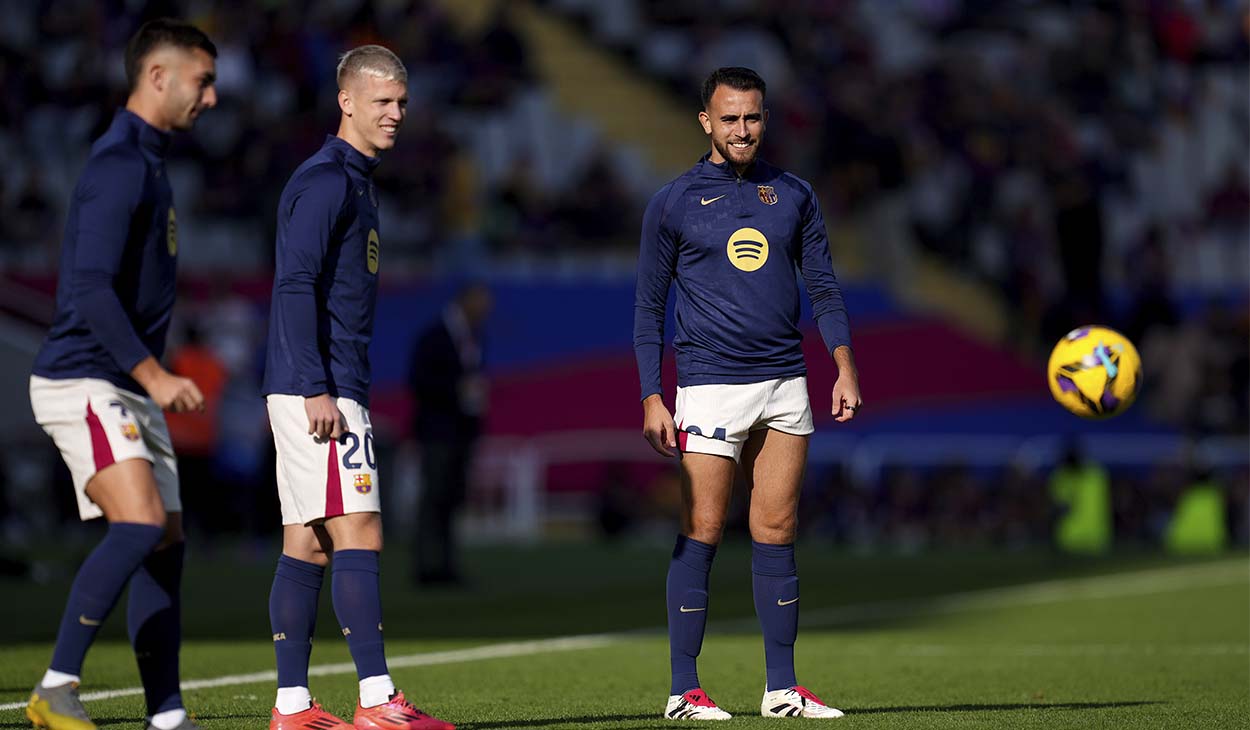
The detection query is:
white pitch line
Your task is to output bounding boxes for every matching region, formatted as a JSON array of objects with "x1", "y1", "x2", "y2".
[
  {"x1": 2, "y1": 559, "x2": 1244, "y2": 712},
  {"x1": 0, "y1": 636, "x2": 619, "y2": 711}
]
